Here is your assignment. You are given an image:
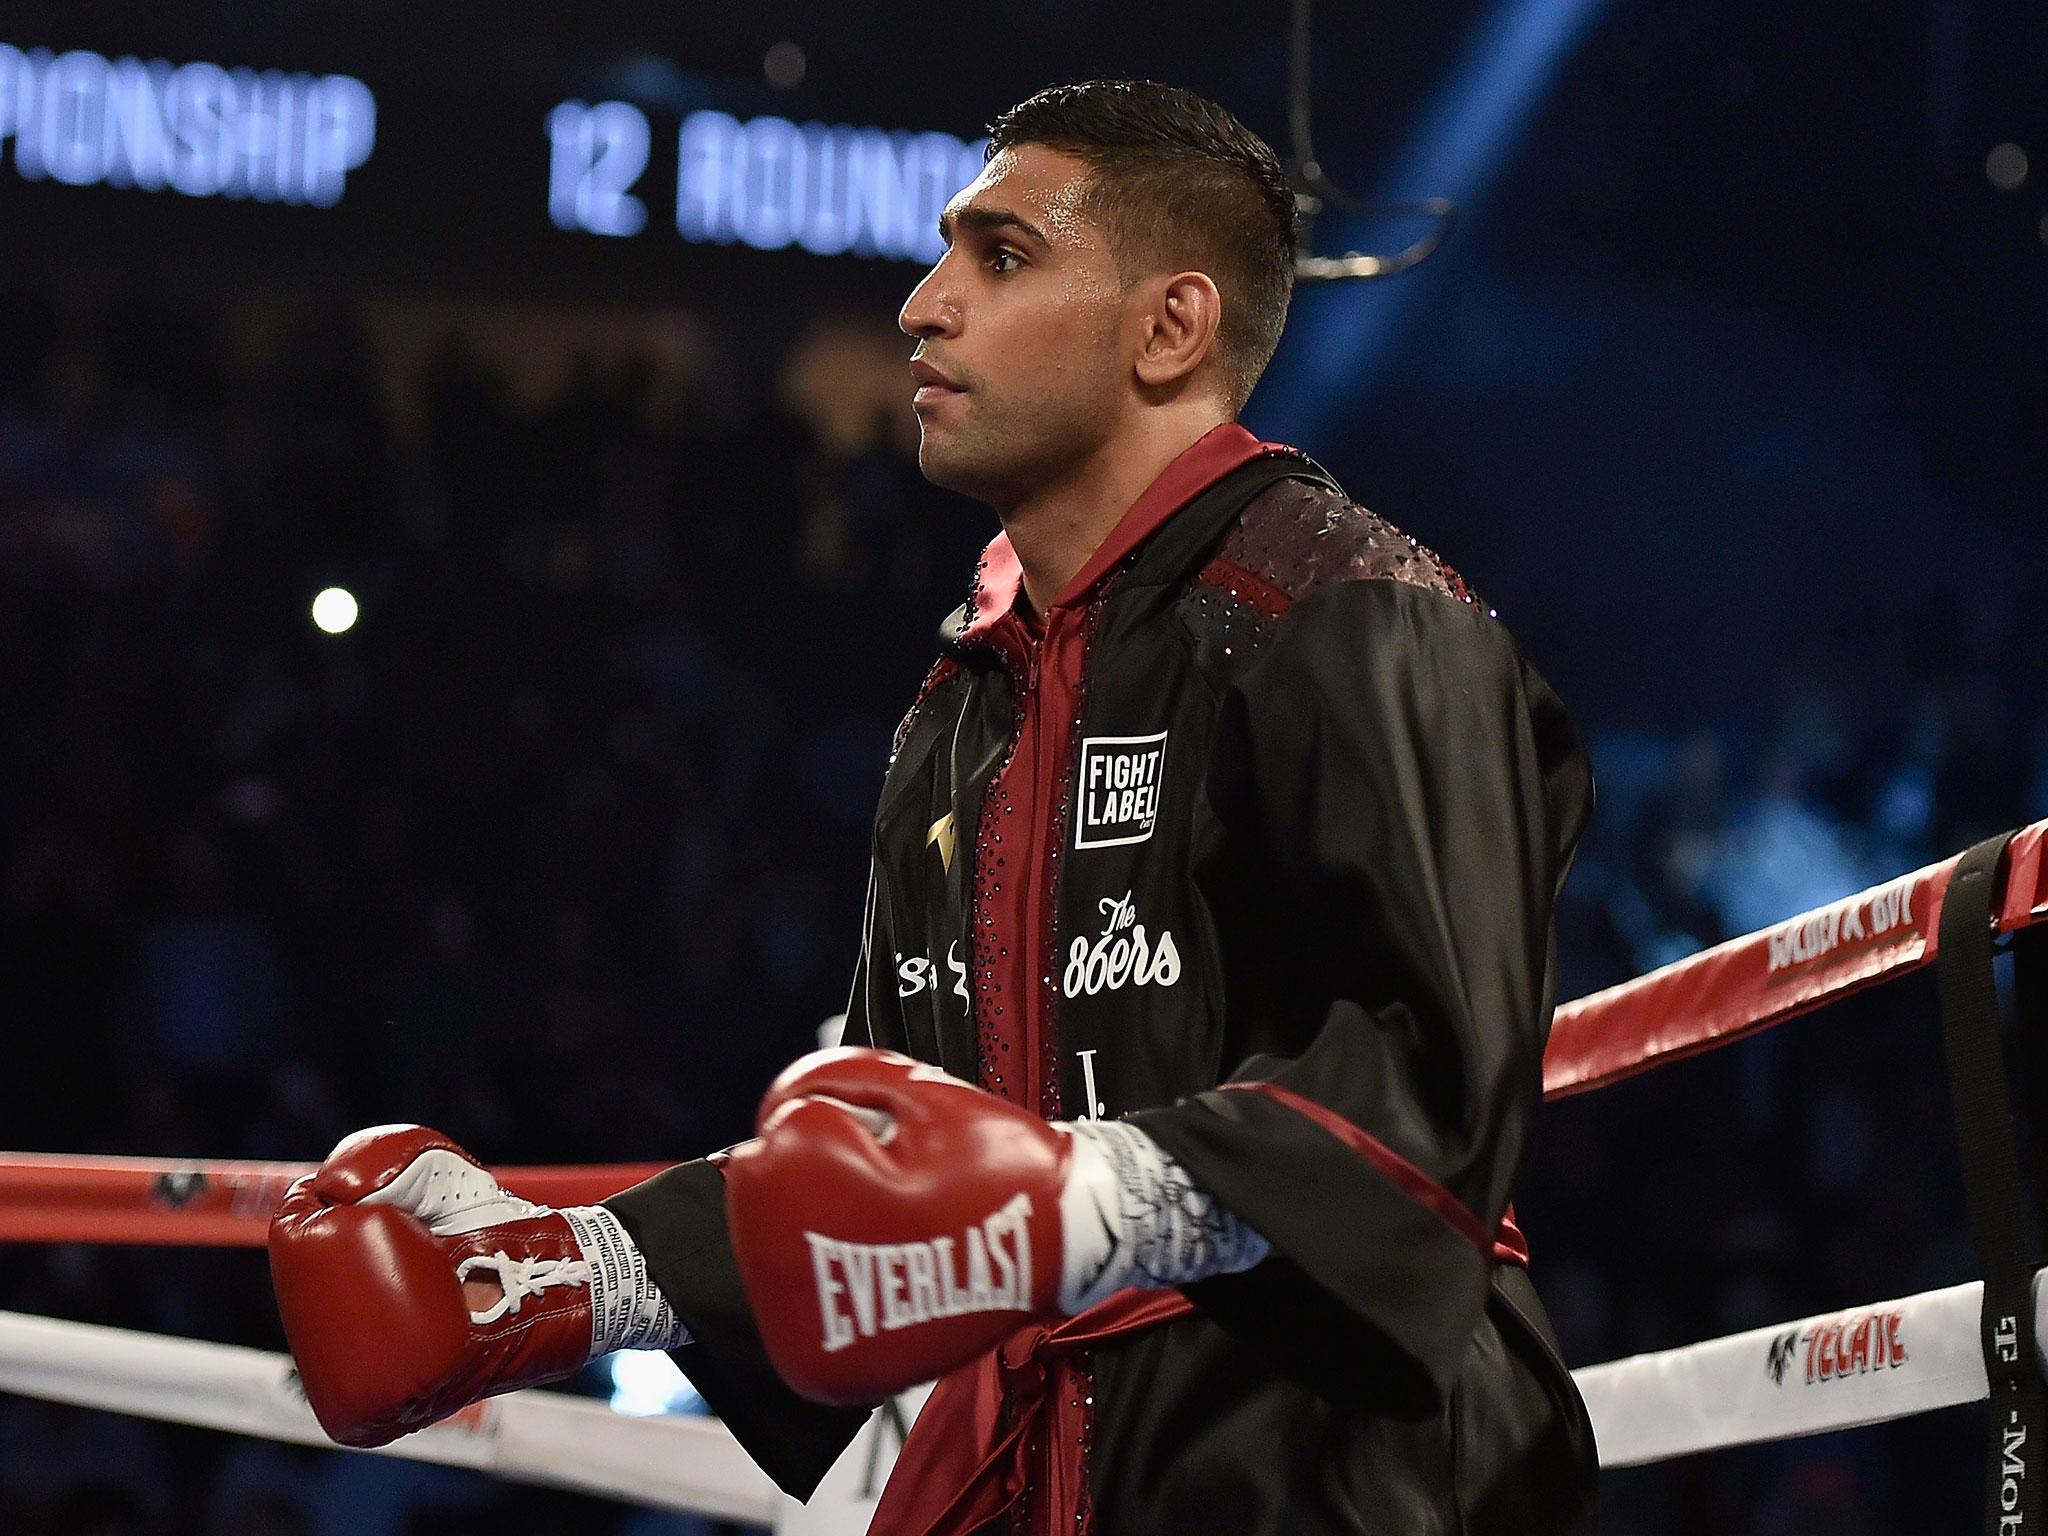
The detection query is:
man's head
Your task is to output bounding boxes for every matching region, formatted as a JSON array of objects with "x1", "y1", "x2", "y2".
[{"x1": 899, "y1": 80, "x2": 1295, "y2": 506}]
